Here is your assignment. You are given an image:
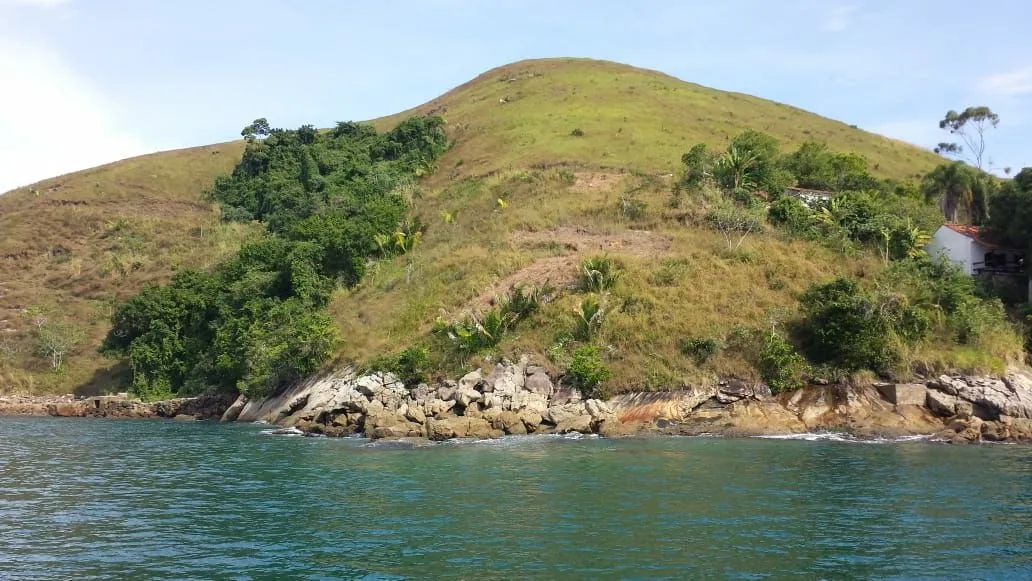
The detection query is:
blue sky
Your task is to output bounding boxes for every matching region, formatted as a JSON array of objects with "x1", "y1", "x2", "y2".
[{"x1": 1, "y1": 0, "x2": 1030, "y2": 192}]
